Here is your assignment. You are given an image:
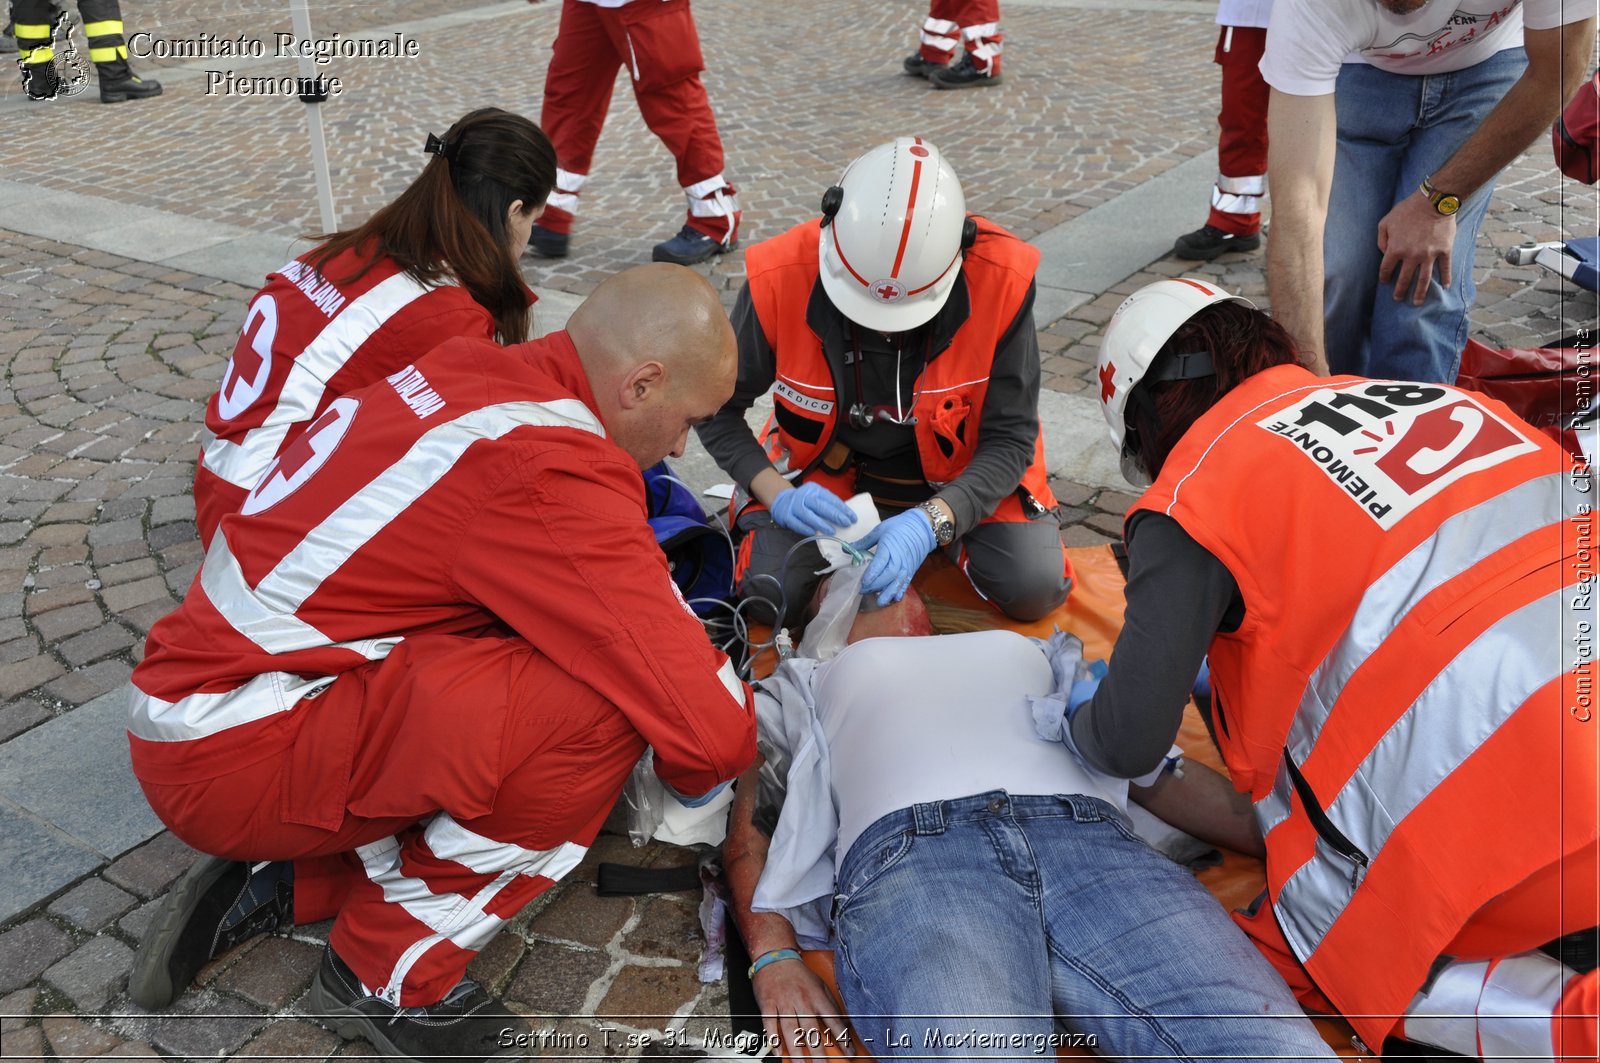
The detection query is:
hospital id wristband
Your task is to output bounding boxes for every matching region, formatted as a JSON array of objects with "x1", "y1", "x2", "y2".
[{"x1": 748, "y1": 948, "x2": 802, "y2": 978}]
